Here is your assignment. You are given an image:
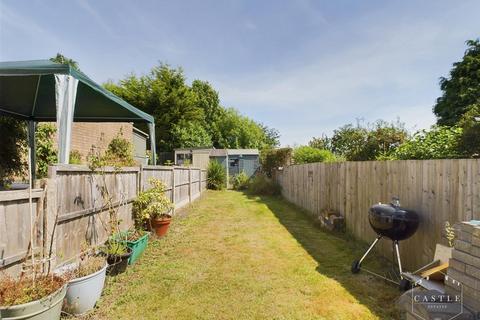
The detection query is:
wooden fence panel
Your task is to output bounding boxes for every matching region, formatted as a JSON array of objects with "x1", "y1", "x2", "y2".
[
  {"x1": 1, "y1": 164, "x2": 207, "y2": 276},
  {"x1": 51, "y1": 165, "x2": 139, "y2": 266},
  {"x1": 275, "y1": 159, "x2": 480, "y2": 270},
  {"x1": 0, "y1": 189, "x2": 44, "y2": 275}
]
